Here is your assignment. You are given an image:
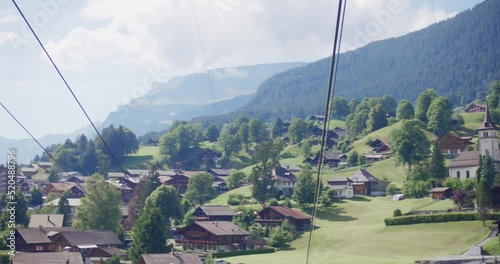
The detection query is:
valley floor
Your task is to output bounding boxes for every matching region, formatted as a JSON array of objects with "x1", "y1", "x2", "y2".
[{"x1": 224, "y1": 196, "x2": 491, "y2": 264}]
